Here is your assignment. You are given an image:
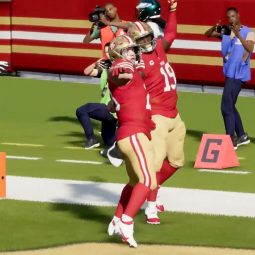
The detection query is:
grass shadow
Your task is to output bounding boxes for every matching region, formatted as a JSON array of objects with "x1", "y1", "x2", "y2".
[
  {"x1": 50, "y1": 182, "x2": 122, "y2": 225},
  {"x1": 48, "y1": 116, "x2": 79, "y2": 125},
  {"x1": 186, "y1": 129, "x2": 205, "y2": 141}
]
